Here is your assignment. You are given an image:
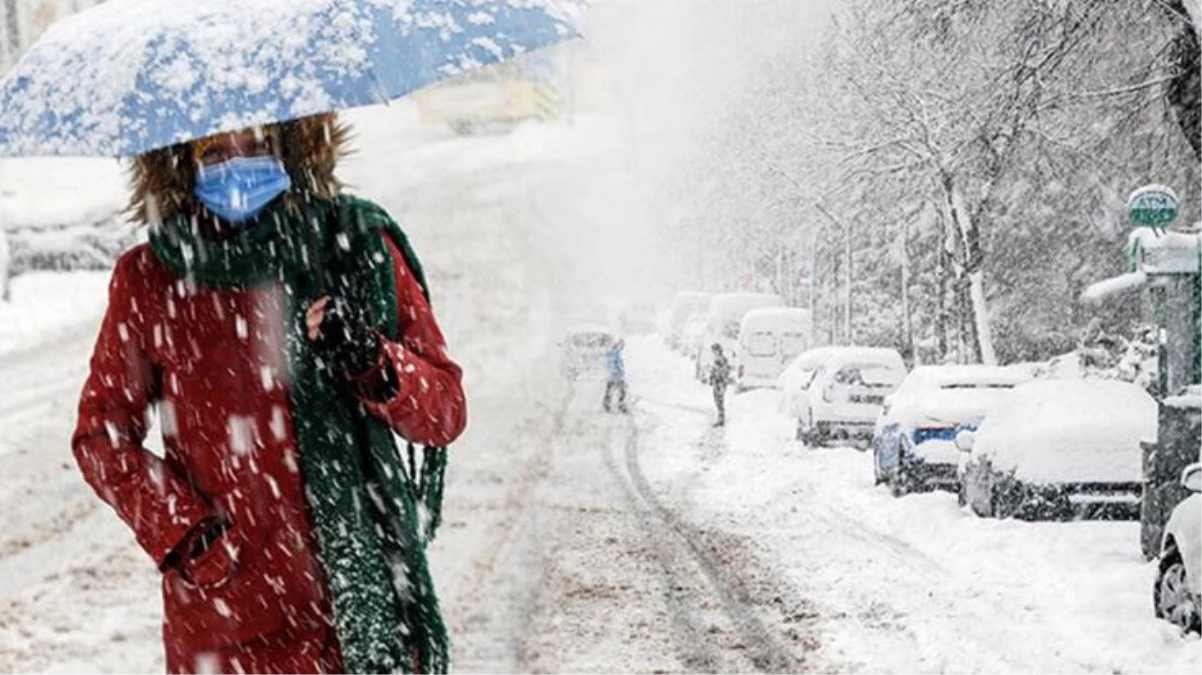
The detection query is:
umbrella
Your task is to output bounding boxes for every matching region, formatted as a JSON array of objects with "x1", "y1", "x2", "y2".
[{"x1": 0, "y1": 0, "x2": 584, "y2": 158}]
